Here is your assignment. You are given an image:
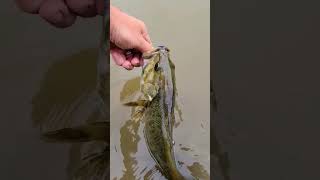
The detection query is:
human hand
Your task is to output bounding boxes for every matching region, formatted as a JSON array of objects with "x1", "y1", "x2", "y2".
[
  {"x1": 110, "y1": 6, "x2": 153, "y2": 70},
  {"x1": 15, "y1": 0, "x2": 104, "y2": 28},
  {"x1": 15, "y1": 1, "x2": 153, "y2": 70}
]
